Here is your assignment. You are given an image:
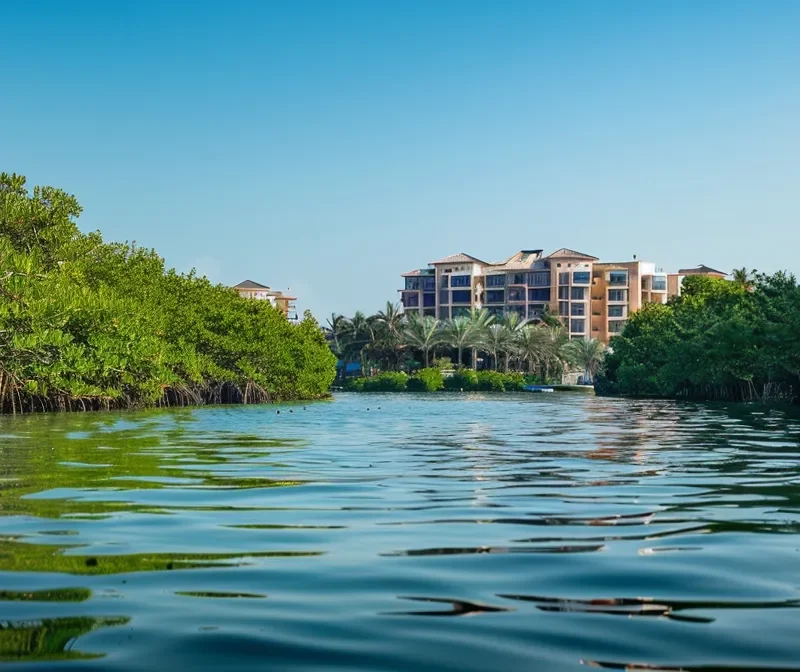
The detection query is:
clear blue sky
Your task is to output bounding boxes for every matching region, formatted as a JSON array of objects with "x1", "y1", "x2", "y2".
[{"x1": 4, "y1": 1, "x2": 799, "y2": 320}]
